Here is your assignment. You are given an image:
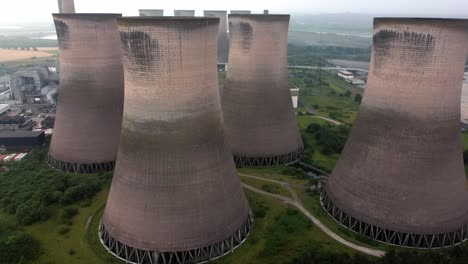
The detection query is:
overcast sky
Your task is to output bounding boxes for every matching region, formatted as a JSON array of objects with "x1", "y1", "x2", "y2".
[{"x1": 0, "y1": 0, "x2": 467, "y2": 24}]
